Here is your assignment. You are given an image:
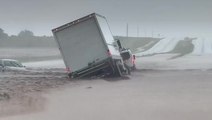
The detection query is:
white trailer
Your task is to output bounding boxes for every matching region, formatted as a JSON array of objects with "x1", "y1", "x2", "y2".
[{"x1": 52, "y1": 13, "x2": 126, "y2": 78}]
